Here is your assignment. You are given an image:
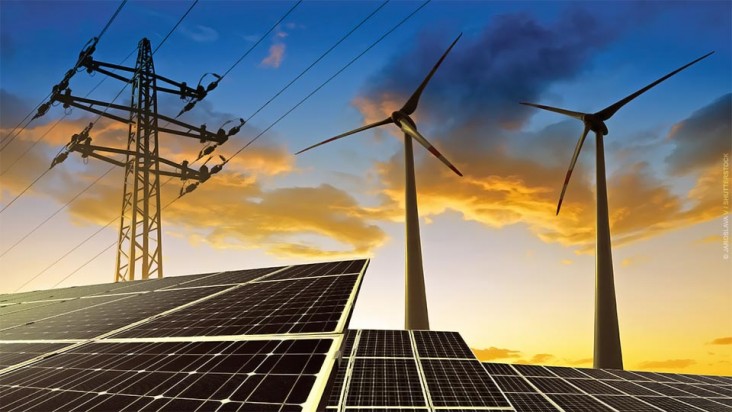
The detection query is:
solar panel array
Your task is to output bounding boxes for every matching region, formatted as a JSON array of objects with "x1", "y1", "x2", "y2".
[
  {"x1": 2, "y1": 258, "x2": 730, "y2": 412},
  {"x1": 0, "y1": 259, "x2": 369, "y2": 411},
  {"x1": 325, "y1": 329, "x2": 731, "y2": 412},
  {"x1": 482, "y1": 361, "x2": 732, "y2": 412},
  {"x1": 325, "y1": 329, "x2": 512, "y2": 411}
]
